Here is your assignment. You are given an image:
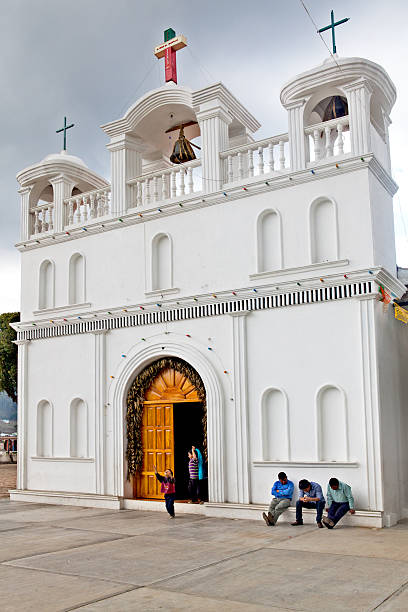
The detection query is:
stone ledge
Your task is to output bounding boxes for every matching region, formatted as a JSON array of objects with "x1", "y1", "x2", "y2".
[{"x1": 9, "y1": 489, "x2": 121, "y2": 510}]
